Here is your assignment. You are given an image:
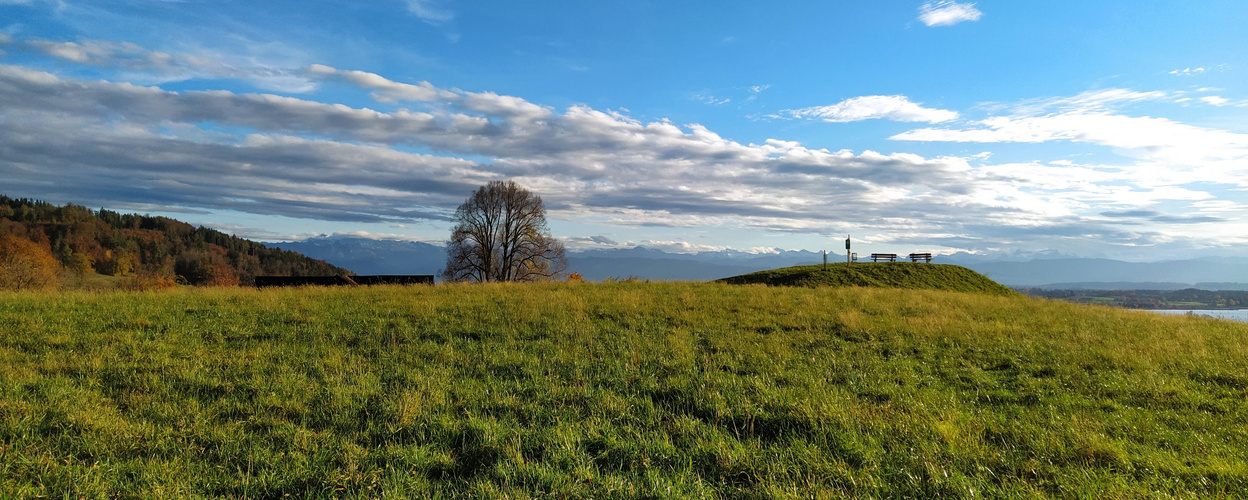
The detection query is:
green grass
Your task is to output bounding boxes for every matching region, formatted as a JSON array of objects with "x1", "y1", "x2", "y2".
[
  {"x1": 1, "y1": 282, "x2": 1246, "y2": 498},
  {"x1": 718, "y1": 263, "x2": 1019, "y2": 296}
]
